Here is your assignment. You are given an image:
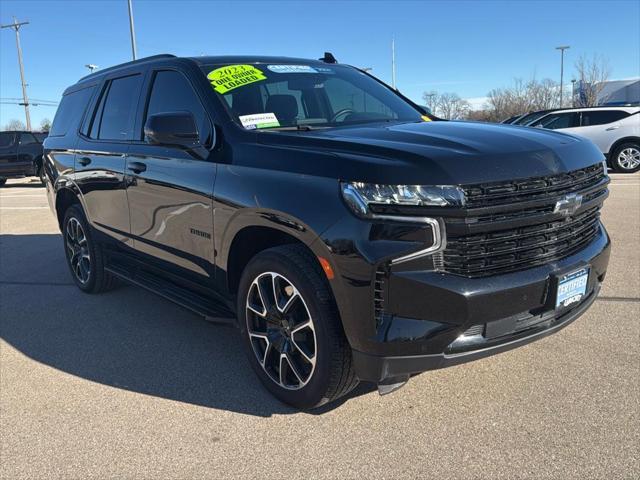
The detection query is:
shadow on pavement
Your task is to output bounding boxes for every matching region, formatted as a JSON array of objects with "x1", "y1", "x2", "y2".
[
  {"x1": 0, "y1": 234, "x2": 373, "y2": 417},
  {"x1": 1, "y1": 180, "x2": 45, "y2": 188}
]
